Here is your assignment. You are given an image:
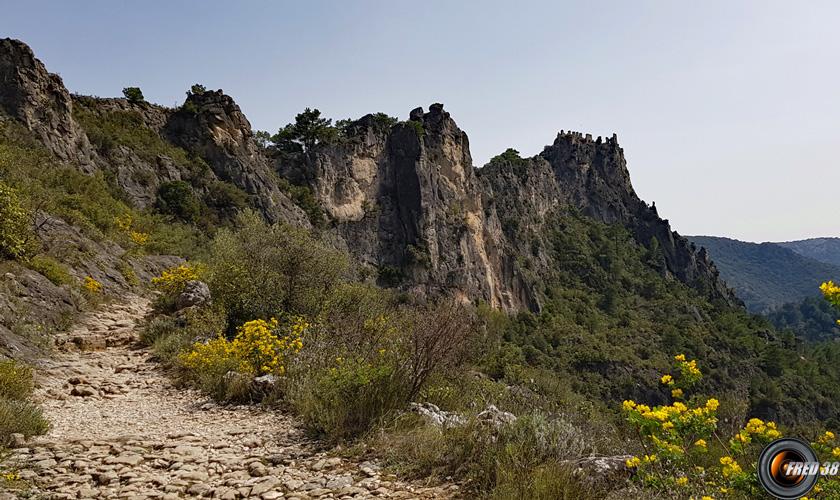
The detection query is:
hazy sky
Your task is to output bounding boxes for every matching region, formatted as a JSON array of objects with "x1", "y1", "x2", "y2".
[{"x1": 3, "y1": 1, "x2": 838, "y2": 242}]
